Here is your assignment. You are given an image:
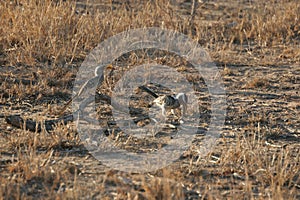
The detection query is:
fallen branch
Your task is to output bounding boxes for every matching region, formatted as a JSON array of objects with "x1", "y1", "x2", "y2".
[
  {"x1": 5, "y1": 93, "x2": 114, "y2": 132},
  {"x1": 5, "y1": 114, "x2": 74, "y2": 132}
]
